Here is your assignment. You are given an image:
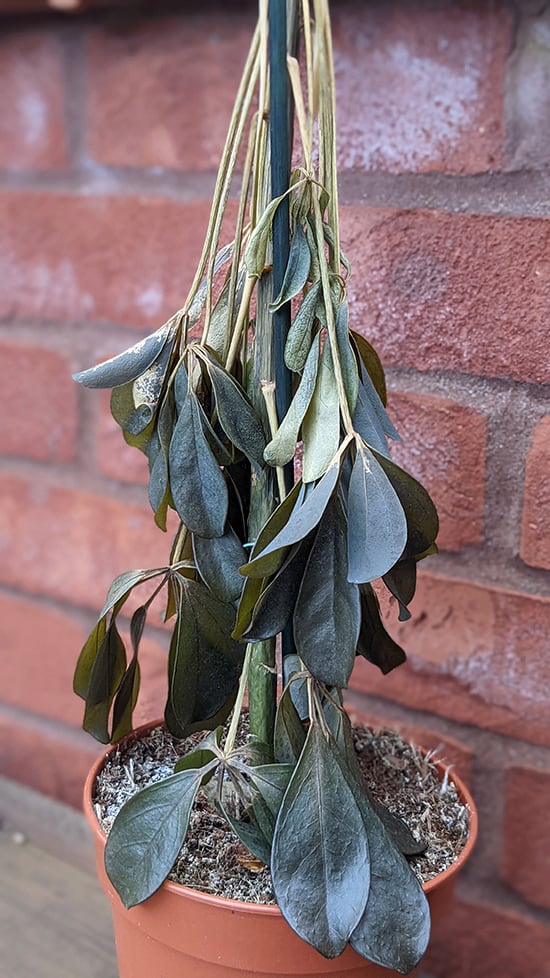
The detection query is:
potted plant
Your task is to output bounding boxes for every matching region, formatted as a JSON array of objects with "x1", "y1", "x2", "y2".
[{"x1": 74, "y1": 2, "x2": 477, "y2": 976}]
